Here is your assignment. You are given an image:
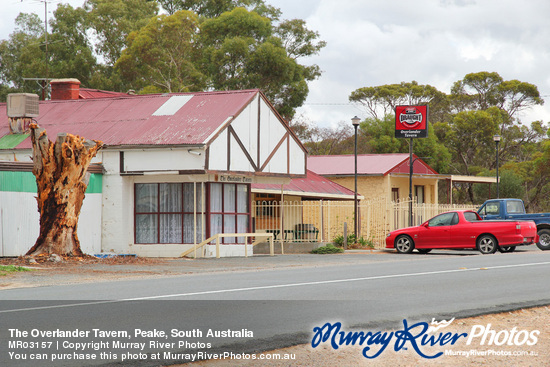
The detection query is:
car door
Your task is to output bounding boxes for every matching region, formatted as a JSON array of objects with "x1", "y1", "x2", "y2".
[
  {"x1": 417, "y1": 212, "x2": 454, "y2": 247},
  {"x1": 450, "y1": 211, "x2": 480, "y2": 247}
]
